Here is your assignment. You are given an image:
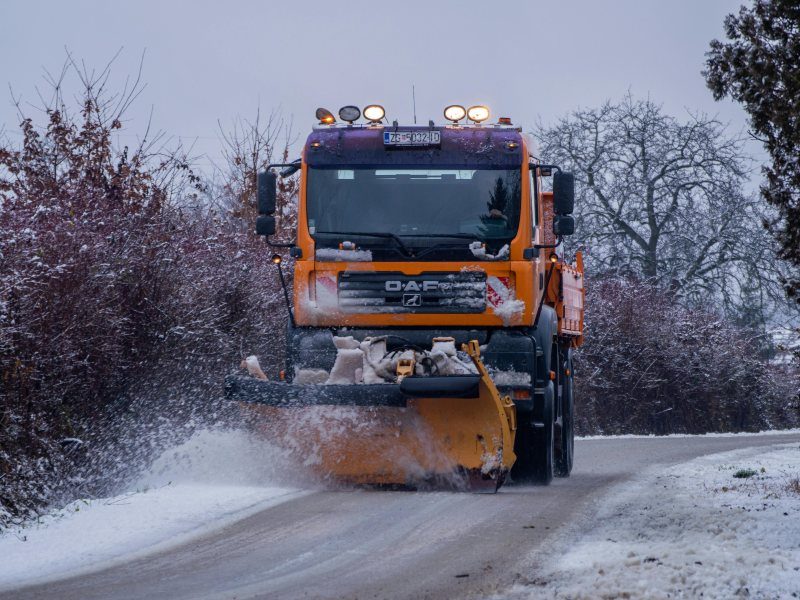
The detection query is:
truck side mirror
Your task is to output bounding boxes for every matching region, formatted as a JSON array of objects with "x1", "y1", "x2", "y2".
[
  {"x1": 256, "y1": 215, "x2": 276, "y2": 236},
  {"x1": 553, "y1": 171, "x2": 575, "y2": 215},
  {"x1": 257, "y1": 171, "x2": 277, "y2": 215},
  {"x1": 553, "y1": 214, "x2": 575, "y2": 236}
]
